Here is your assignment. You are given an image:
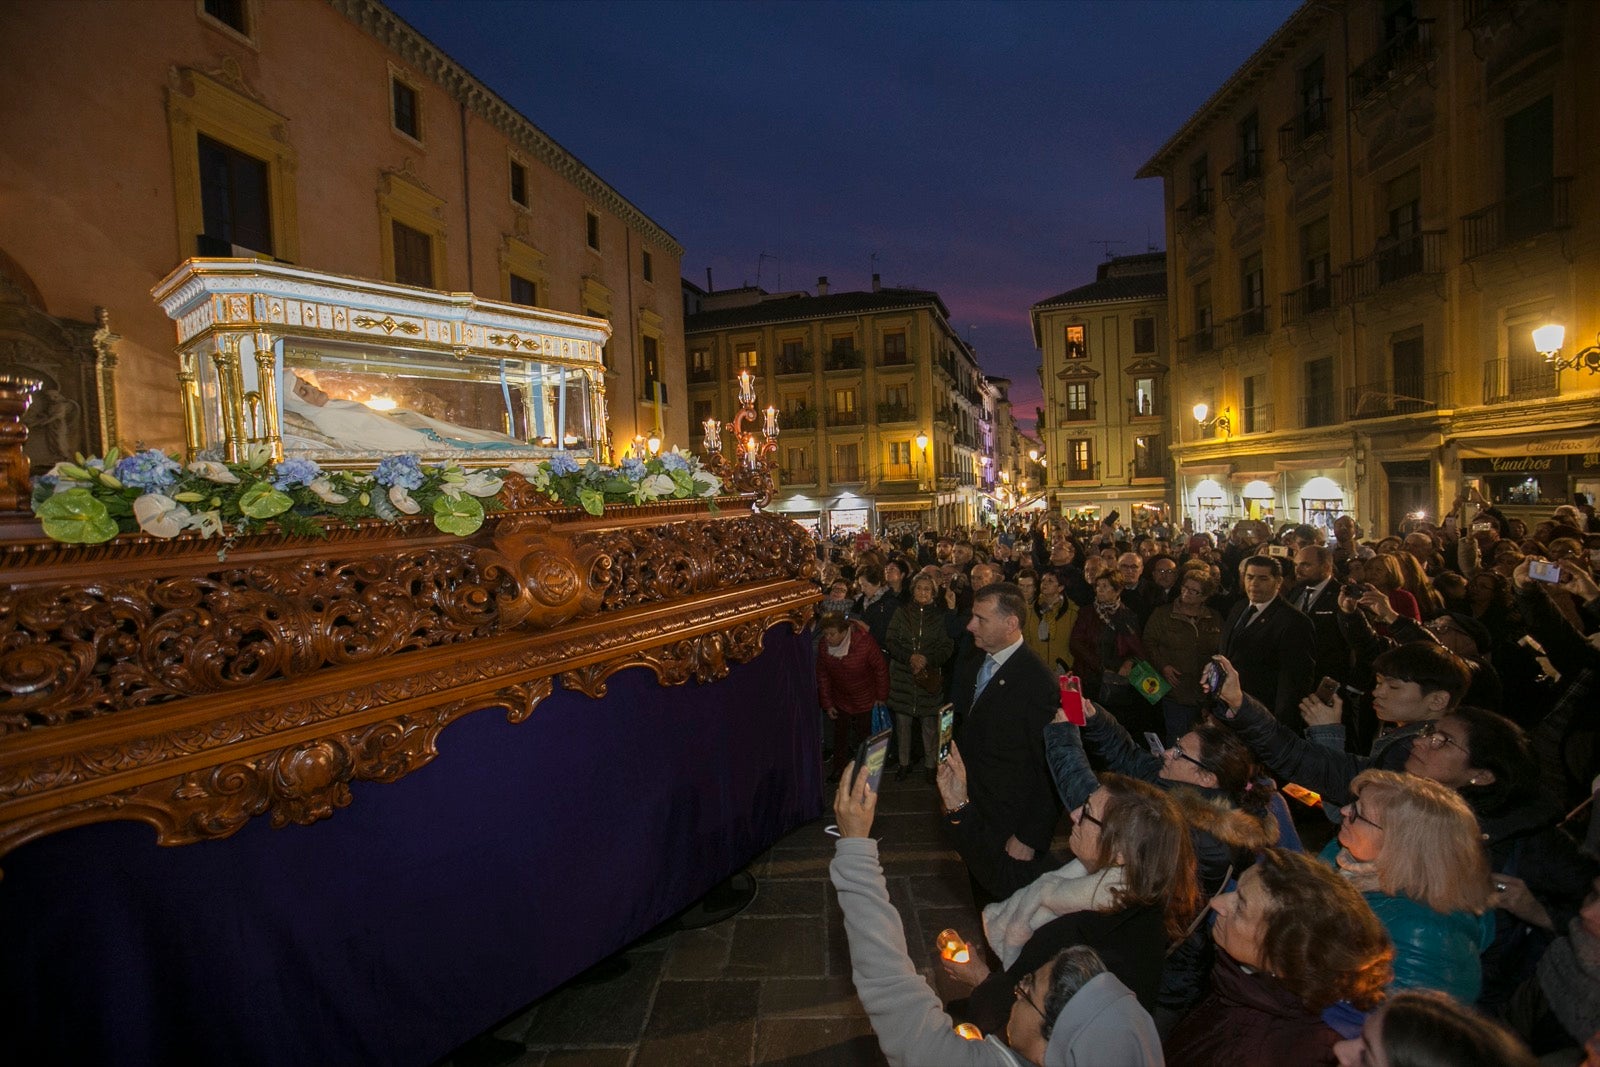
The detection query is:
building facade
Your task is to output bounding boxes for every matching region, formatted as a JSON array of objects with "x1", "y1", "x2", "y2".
[
  {"x1": 684, "y1": 276, "x2": 994, "y2": 535},
  {"x1": 1139, "y1": 0, "x2": 1600, "y2": 537},
  {"x1": 1031, "y1": 252, "x2": 1173, "y2": 527},
  {"x1": 0, "y1": 0, "x2": 684, "y2": 463}
]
